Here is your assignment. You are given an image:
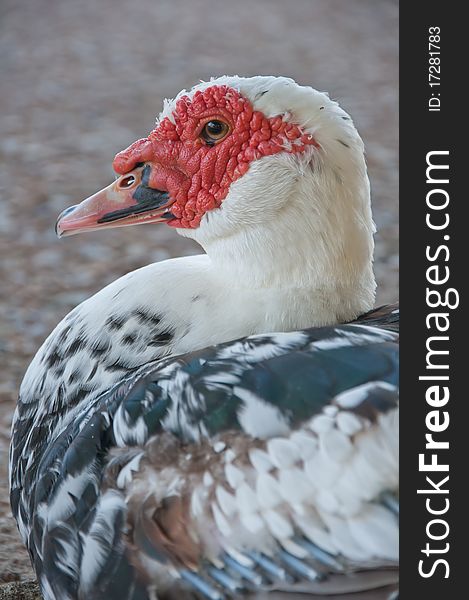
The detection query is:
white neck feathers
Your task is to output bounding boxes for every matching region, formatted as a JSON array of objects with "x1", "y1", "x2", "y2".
[{"x1": 178, "y1": 82, "x2": 376, "y2": 324}]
